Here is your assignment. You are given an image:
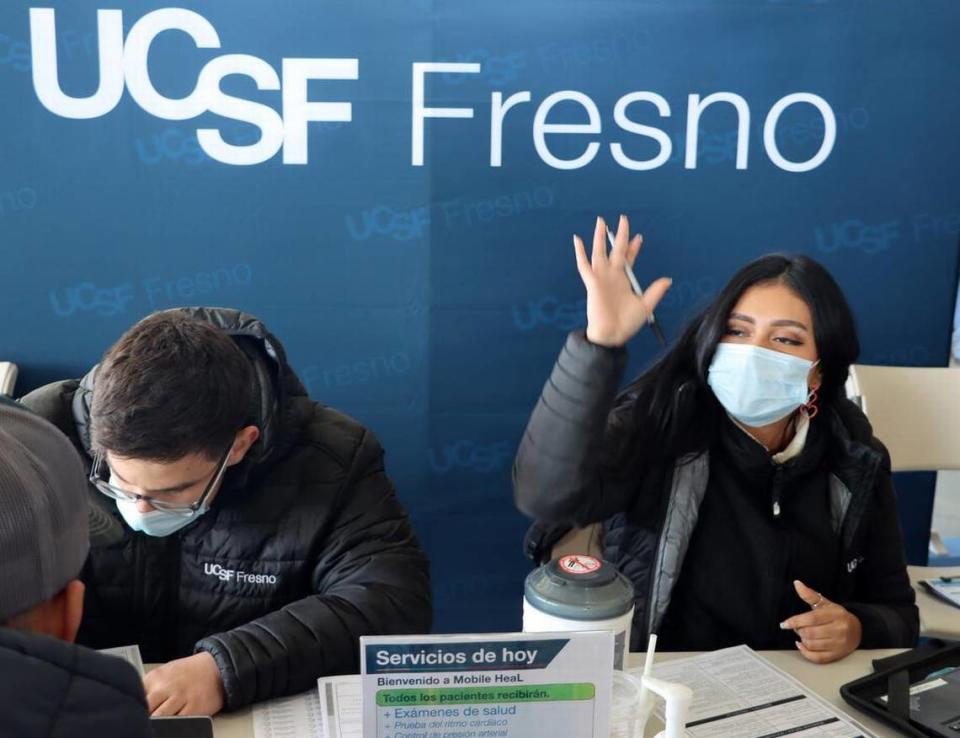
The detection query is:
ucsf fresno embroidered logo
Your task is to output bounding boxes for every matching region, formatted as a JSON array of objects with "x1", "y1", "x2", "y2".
[
  {"x1": 846, "y1": 556, "x2": 865, "y2": 574},
  {"x1": 204, "y1": 562, "x2": 278, "y2": 585}
]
